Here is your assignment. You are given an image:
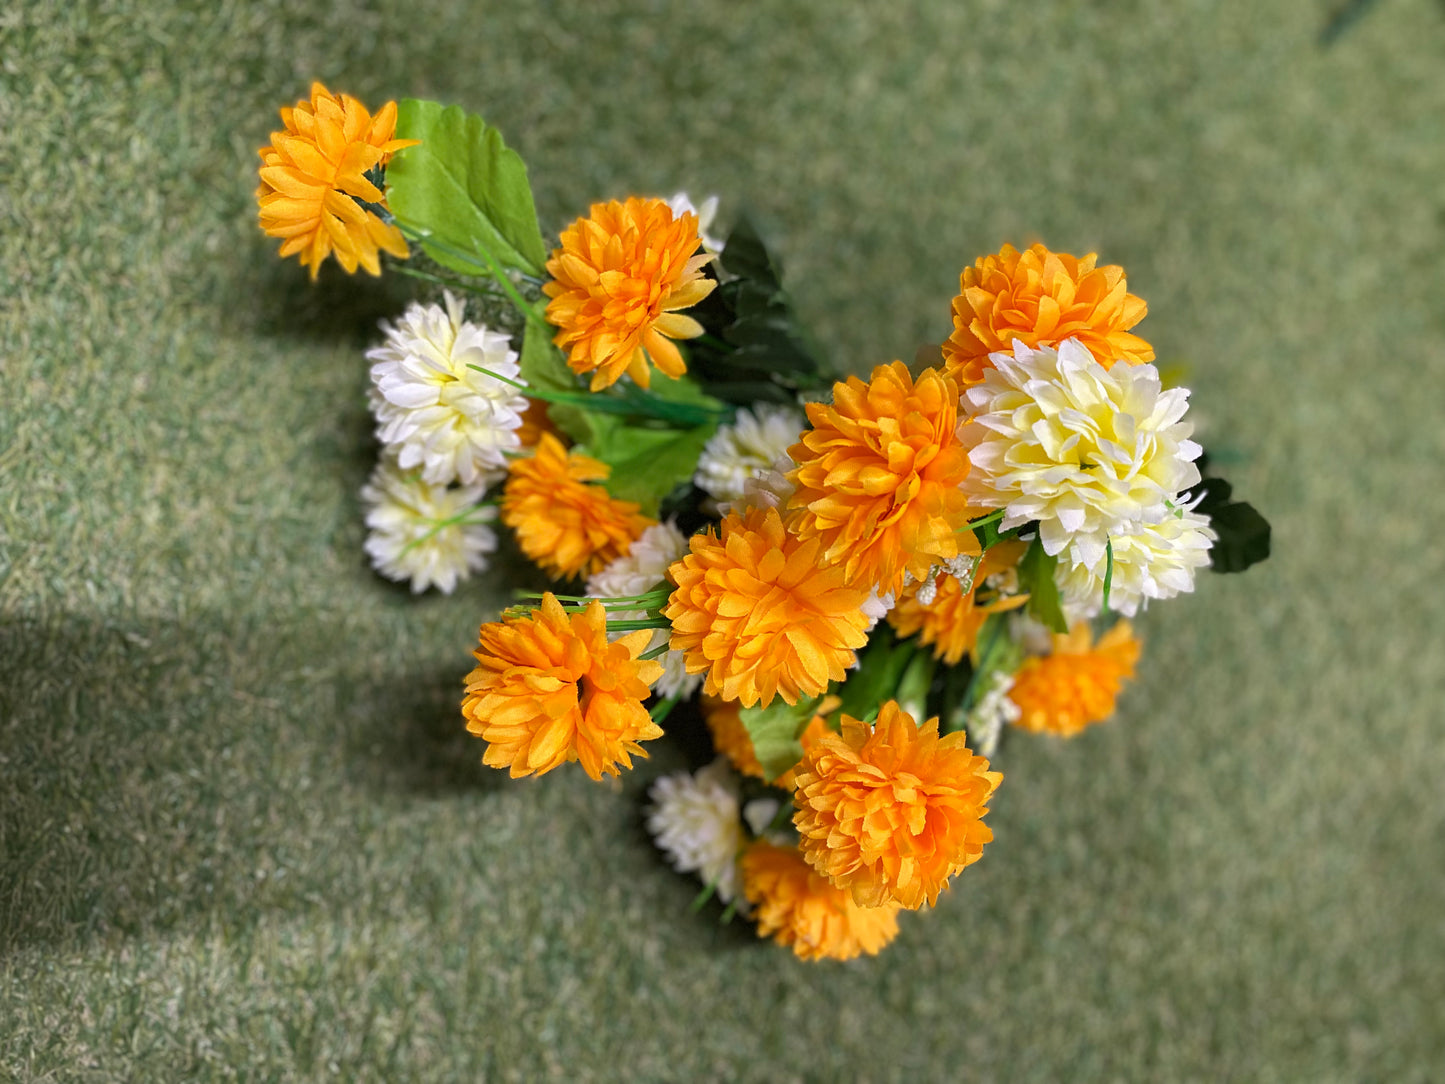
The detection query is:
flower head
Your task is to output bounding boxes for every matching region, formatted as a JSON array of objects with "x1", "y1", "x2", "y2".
[
  {"x1": 959, "y1": 340, "x2": 1201, "y2": 575},
  {"x1": 887, "y1": 542, "x2": 1029, "y2": 665},
  {"x1": 1057, "y1": 499, "x2": 1216, "y2": 618},
  {"x1": 256, "y1": 82, "x2": 418, "y2": 279},
  {"x1": 542, "y1": 197, "x2": 717, "y2": 391},
  {"x1": 666, "y1": 192, "x2": 725, "y2": 254},
  {"x1": 786, "y1": 363, "x2": 979, "y2": 597},
  {"x1": 663, "y1": 506, "x2": 871, "y2": 708},
  {"x1": 462, "y1": 595, "x2": 664, "y2": 780},
  {"x1": 941, "y1": 242, "x2": 1152, "y2": 385},
  {"x1": 501, "y1": 433, "x2": 655, "y2": 580},
  {"x1": 647, "y1": 760, "x2": 746, "y2": 904},
  {"x1": 368, "y1": 291, "x2": 528, "y2": 485},
  {"x1": 792, "y1": 701, "x2": 1001, "y2": 909},
  {"x1": 360, "y1": 458, "x2": 496, "y2": 594},
  {"x1": 740, "y1": 841, "x2": 902, "y2": 962},
  {"x1": 695, "y1": 404, "x2": 805, "y2": 504},
  {"x1": 1008, "y1": 621, "x2": 1140, "y2": 737}
]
